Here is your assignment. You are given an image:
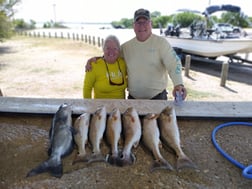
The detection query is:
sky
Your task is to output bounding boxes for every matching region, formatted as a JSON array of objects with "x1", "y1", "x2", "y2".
[{"x1": 14, "y1": 0, "x2": 252, "y2": 23}]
